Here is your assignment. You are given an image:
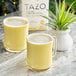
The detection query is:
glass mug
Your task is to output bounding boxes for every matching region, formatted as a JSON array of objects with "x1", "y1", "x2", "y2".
[
  {"x1": 27, "y1": 33, "x2": 57, "y2": 71},
  {"x1": 3, "y1": 17, "x2": 29, "y2": 52}
]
